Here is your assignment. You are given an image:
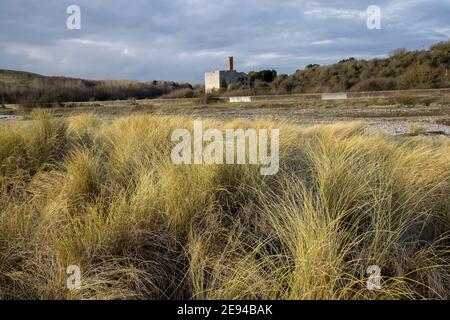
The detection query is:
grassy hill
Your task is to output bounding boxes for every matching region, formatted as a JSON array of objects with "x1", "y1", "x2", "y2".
[
  {"x1": 0, "y1": 69, "x2": 44, "y2": 85},
  {"x1": 227, "y1": 40, "x2": 450, "y2": 95},
  {"x1": 0, "y1": 70, "x2": 198, "y2": 106},
  {"x1": 287, "y1": 41, "x2": 450, "y2": 93}
]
